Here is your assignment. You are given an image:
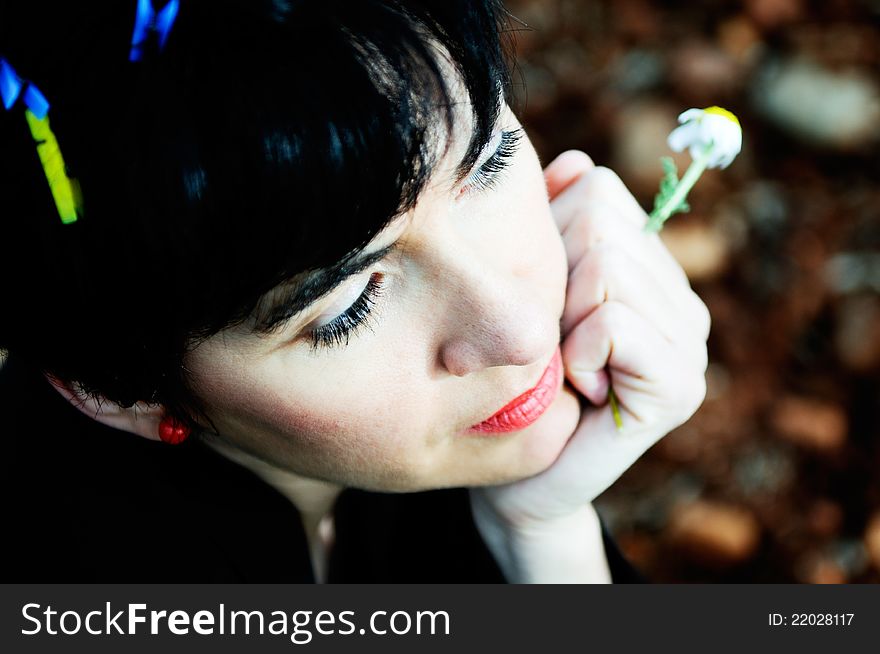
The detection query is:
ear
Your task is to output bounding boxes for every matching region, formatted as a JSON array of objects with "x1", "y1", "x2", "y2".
[{"x1": 45, "y1": 375, "x2": 164, "y2": 442}]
